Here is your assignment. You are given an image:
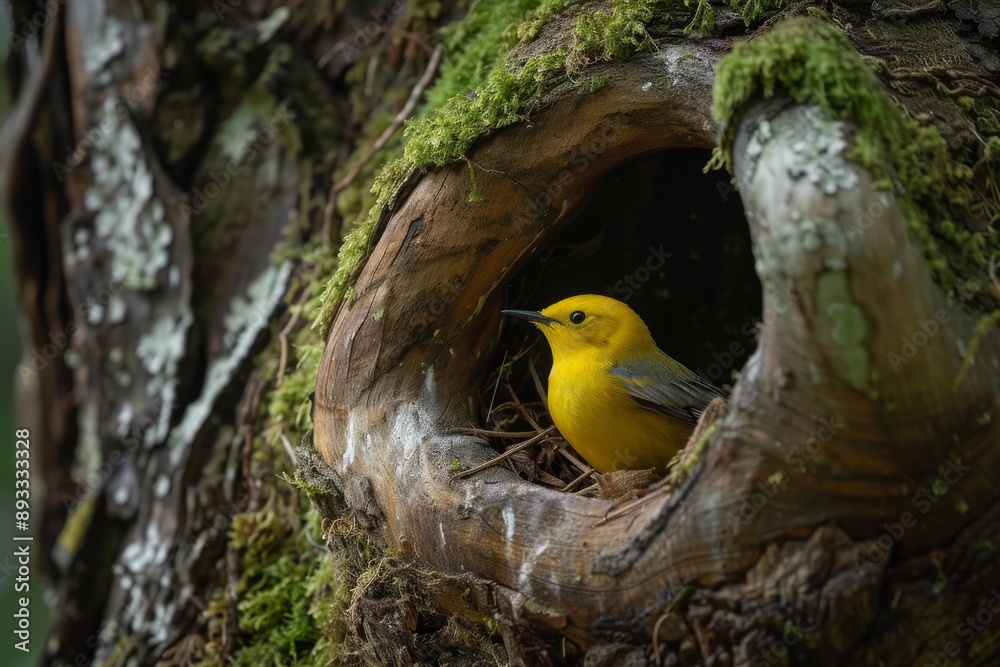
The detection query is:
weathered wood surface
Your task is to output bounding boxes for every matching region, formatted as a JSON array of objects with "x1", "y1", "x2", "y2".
[
  {"x1": 313, "y1": 45, "x2": 1000, "y2": 663},
  {"x1": 314, "y1": 44, "x2": 726, "y2": 638}
]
